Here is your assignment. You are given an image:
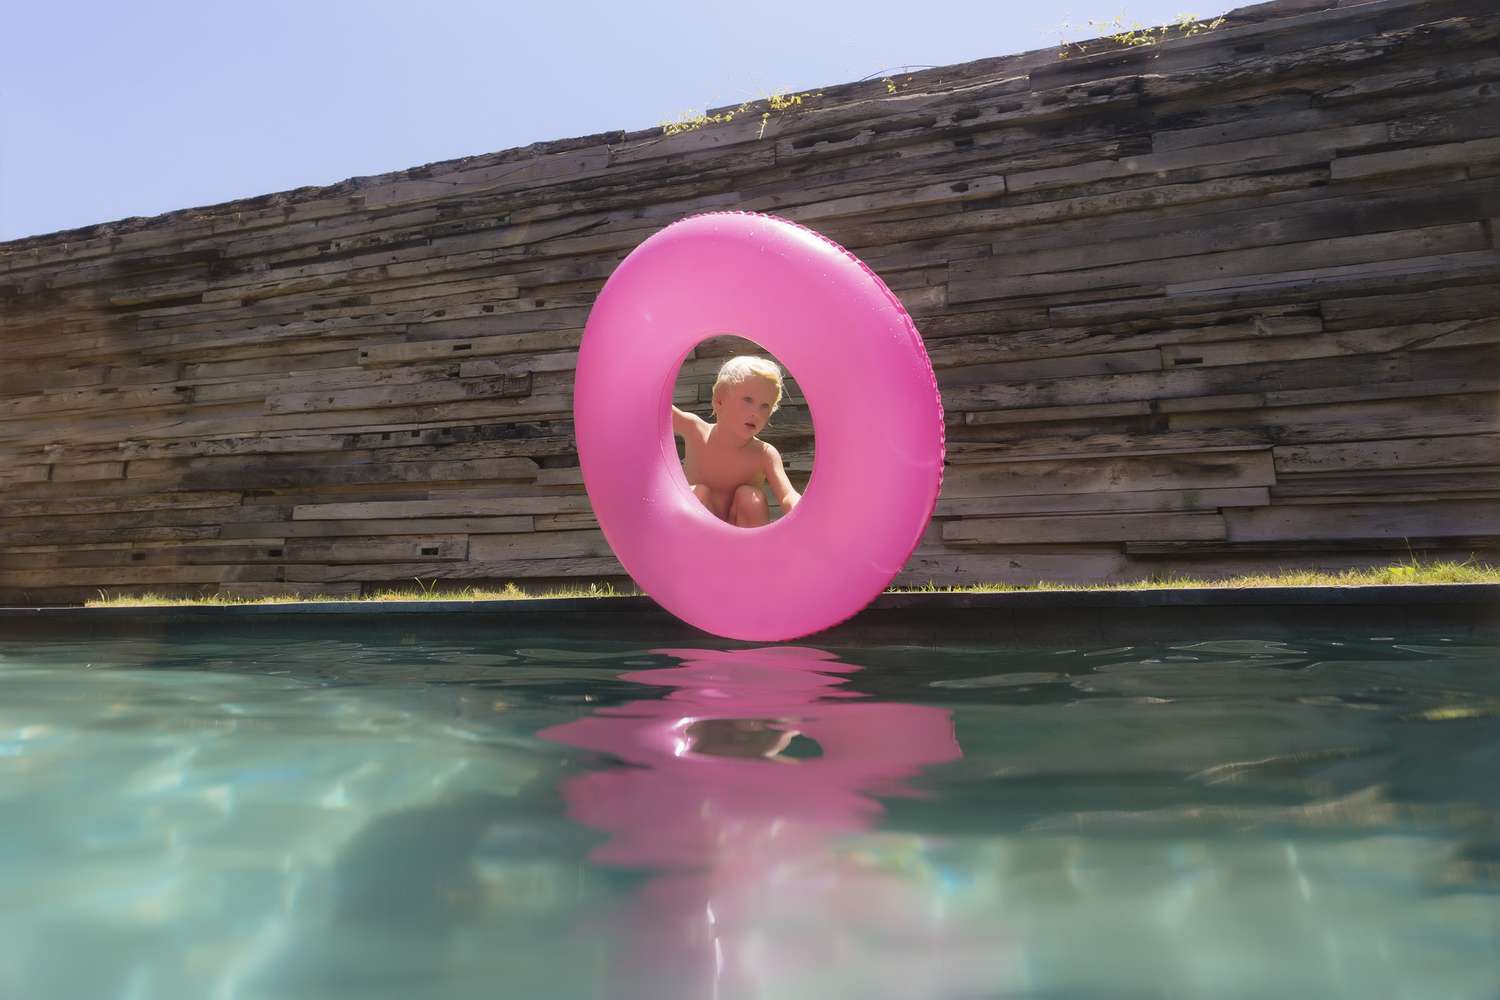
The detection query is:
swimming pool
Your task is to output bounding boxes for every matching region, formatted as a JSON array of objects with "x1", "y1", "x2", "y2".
[{"x1": 2, "y1": 616, "x2": 1497, "y2": 999}]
